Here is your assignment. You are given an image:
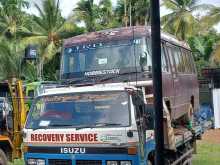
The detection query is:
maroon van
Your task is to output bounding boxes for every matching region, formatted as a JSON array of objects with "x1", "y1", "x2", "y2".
[{"x1": 61, "y1": 26, "x2": 199, "y2": 120}]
